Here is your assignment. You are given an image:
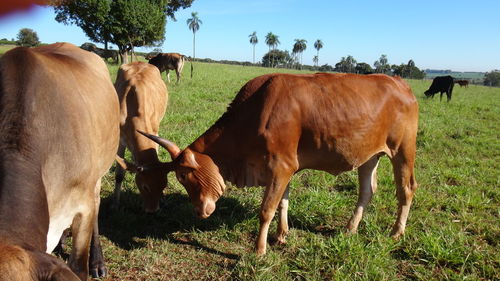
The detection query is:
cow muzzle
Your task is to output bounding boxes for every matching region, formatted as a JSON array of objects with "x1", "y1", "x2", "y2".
[{"x1": 195, "y1": 201, "x2": 216, "y2": 219}]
